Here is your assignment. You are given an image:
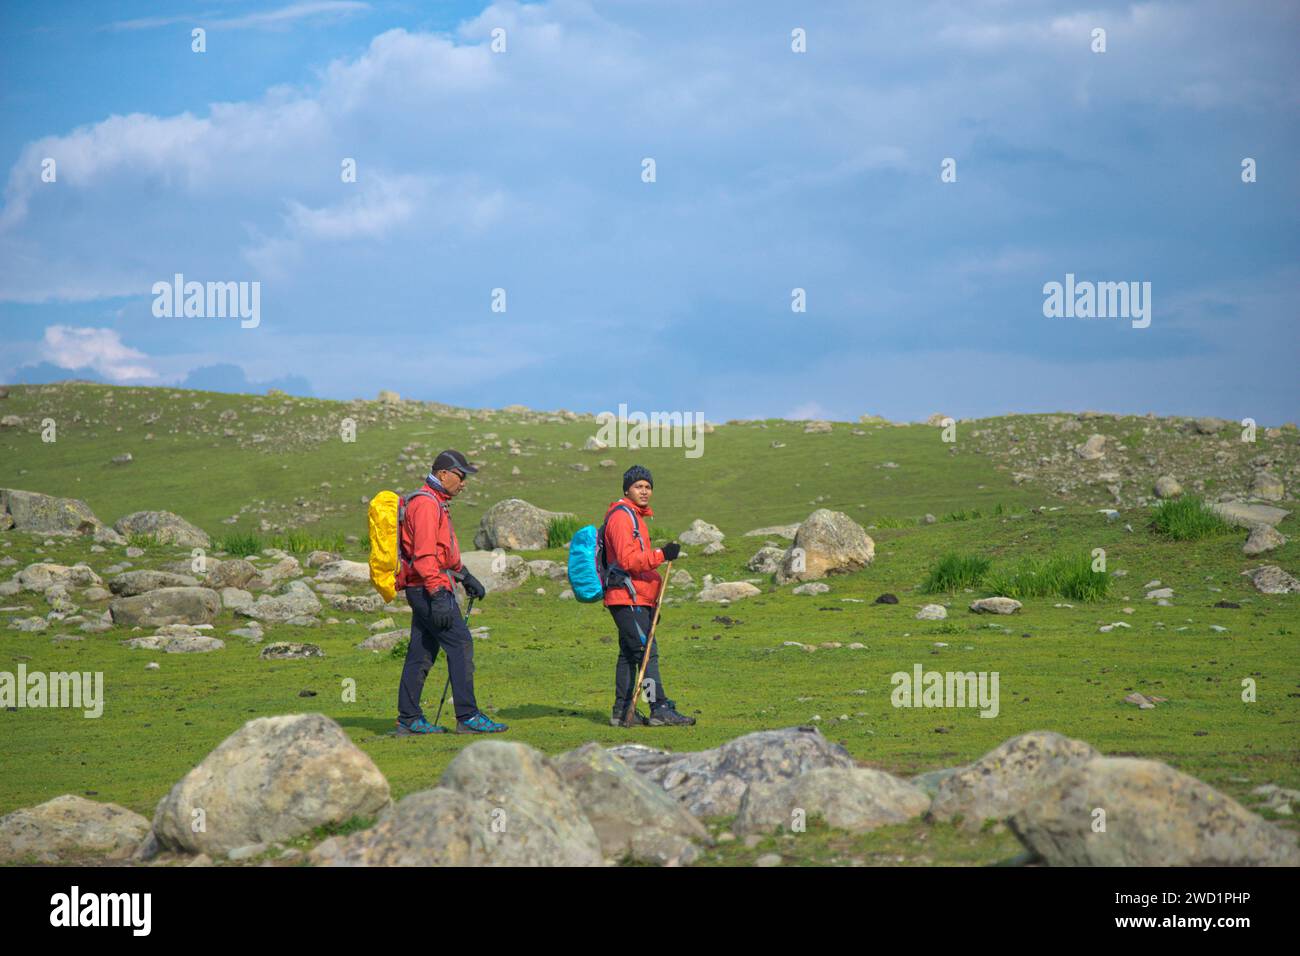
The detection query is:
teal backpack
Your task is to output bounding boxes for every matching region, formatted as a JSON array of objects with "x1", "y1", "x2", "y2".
[{"x1": 567, "y1": 503, "x2": 645, "y2": 602}]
